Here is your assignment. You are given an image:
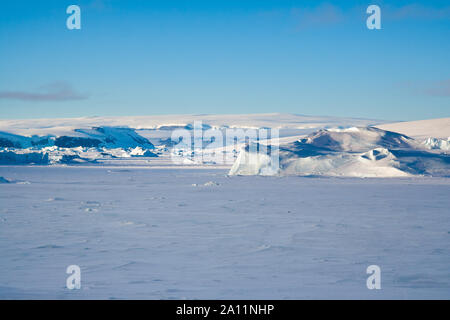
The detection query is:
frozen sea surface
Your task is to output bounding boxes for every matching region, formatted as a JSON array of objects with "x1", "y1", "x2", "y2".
[{"x1": 0, "y1": 166, "x2": 449, "y2": 299}]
